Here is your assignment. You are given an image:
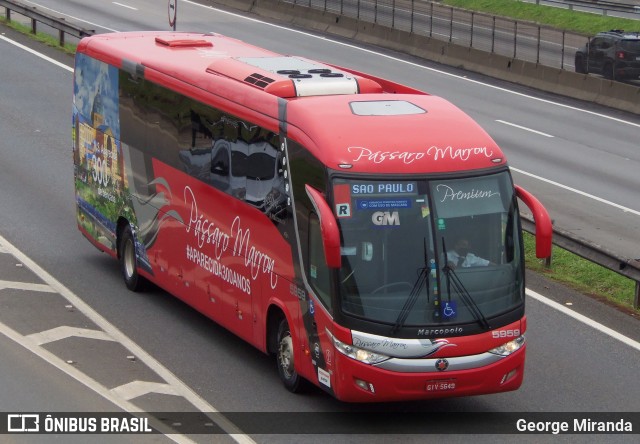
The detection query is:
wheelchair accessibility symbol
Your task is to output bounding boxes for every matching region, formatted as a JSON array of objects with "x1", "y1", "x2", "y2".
[{"x1": 442, "y1": 301, "x2": 457, "y2": 319}]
